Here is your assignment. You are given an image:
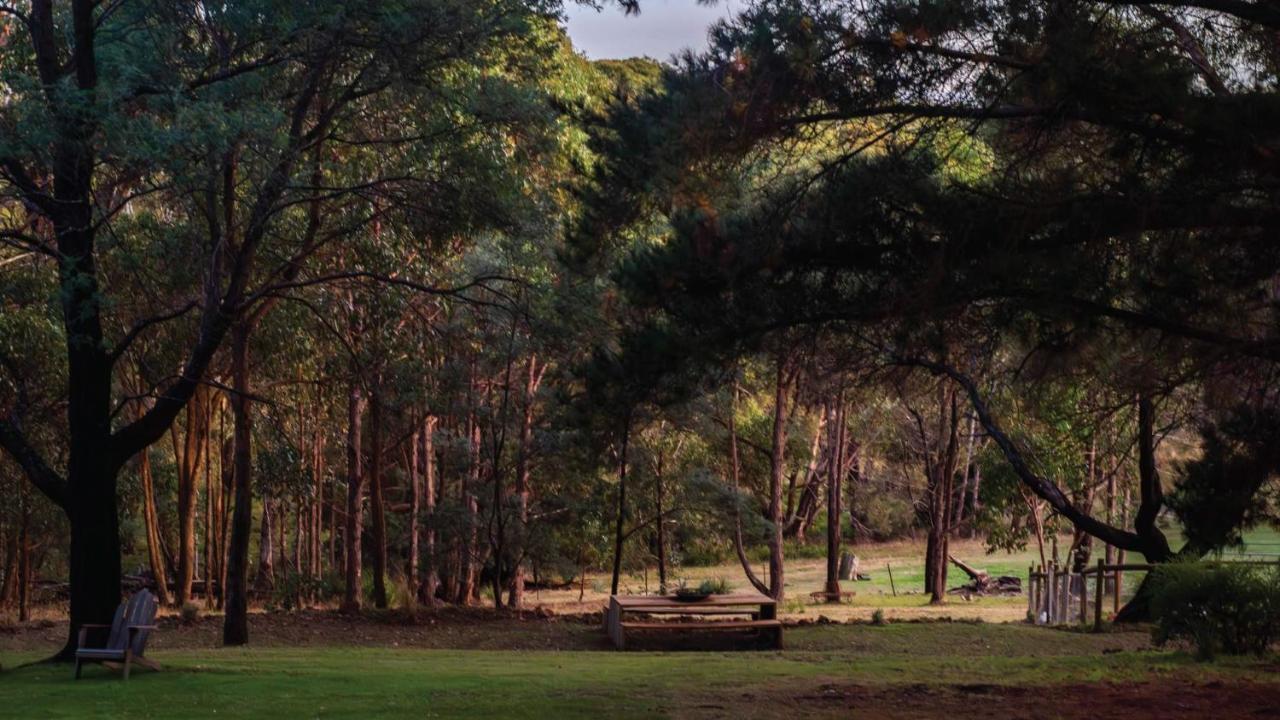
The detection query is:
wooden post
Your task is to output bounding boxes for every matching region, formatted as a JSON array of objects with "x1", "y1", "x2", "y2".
[
  {"x1": 1060, "y1": 569, "x2": 1070, "y2": 624},
  {"x1": 1027, "y1": 565, "x2": 1035, "y2": 621},
  {"x1": 1093, "y1": 559, "x2": 1104, "y2": 632},
  {"x1": 1079, "y1": 572, "x2": 1088, "y2": 625},
  {"x1": 1114, "y1": 548, "x2": 1125, "y2": 614},
  {"x1": 1034, "y1": 564, "x2": 1044, "y2": 624},
  {"x1": 886, "y1": 562, "x2": 897, "y2": 597},
  {"x1": 1045, "y1": 561, "x2": 1055, "y2": 625}
]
